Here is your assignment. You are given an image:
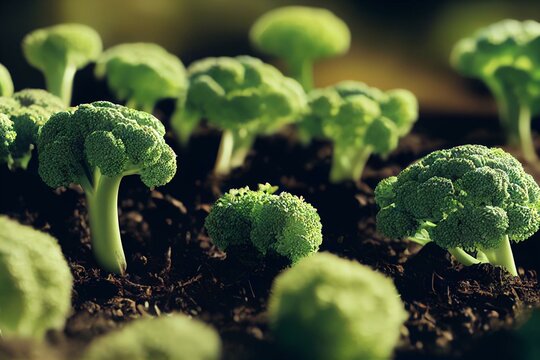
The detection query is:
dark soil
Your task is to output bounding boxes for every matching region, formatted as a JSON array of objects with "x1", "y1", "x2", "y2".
[{"x1": 1, "y1": 114, "x2": 540, "y2": 360}]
